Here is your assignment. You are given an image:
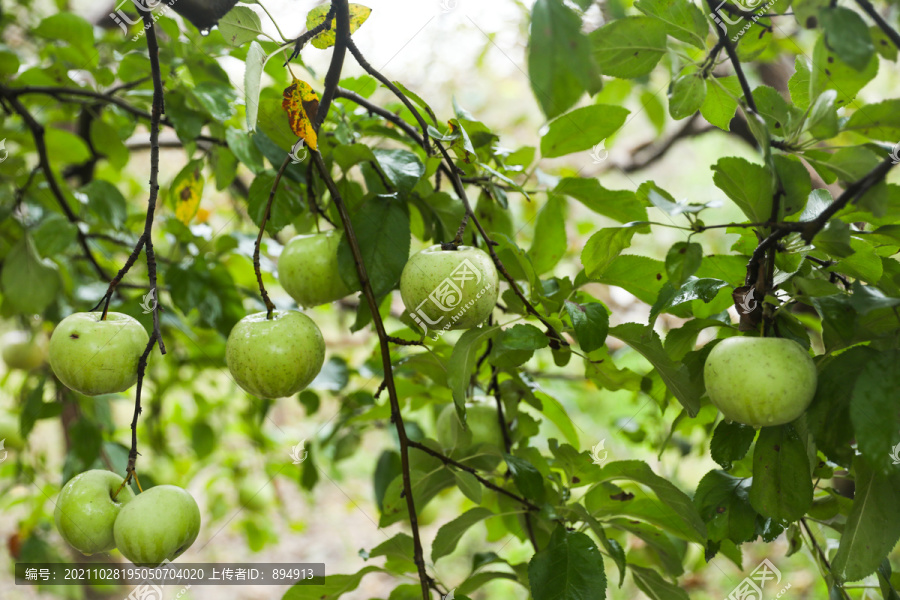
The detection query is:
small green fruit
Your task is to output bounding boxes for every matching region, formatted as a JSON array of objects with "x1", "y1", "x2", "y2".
[
  {"x1": 113, "y1": 485, "x2": 201, "y2": 567},
  {"x1": 278, "y1": 231, "x2": 356, "y2": 307},
  {"x1": 0, "y1": 414, "x2": 24, "y2": 450},
  {"x1": 400, "y1": 245, "x2": 499, "y2": 333},
  {"x1": 226, "y1": 311, "x2": 326, "y2": 398},
  {"x1": 1, "y1": 331, "x2": 48, "y2": 371},
  {"x1": 54, "y1": 470, "x2": 134, "y2": 555},
  {"x1": 49, "y1": 312, "x2": 149, "y2": 396},
  {"x1": 704, "y1": 337, "x2": 817, "y2": 428}
]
